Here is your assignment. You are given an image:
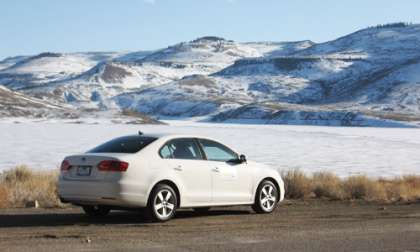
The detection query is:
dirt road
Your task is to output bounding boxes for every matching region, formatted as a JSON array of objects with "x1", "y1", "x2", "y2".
[{"x1": 0, "y1": 201, "x2": 419, "y2": 252}]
